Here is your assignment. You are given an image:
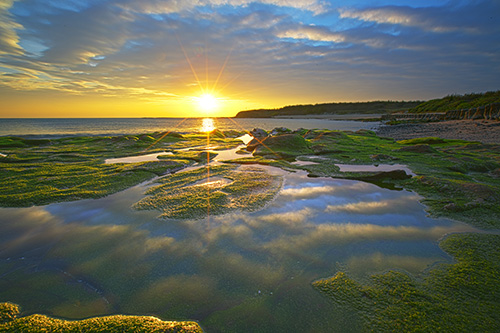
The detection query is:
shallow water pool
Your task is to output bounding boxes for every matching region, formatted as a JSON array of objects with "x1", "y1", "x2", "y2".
[{"x1": 0, "y1": 164, "x2": 476, "y2": 332}]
